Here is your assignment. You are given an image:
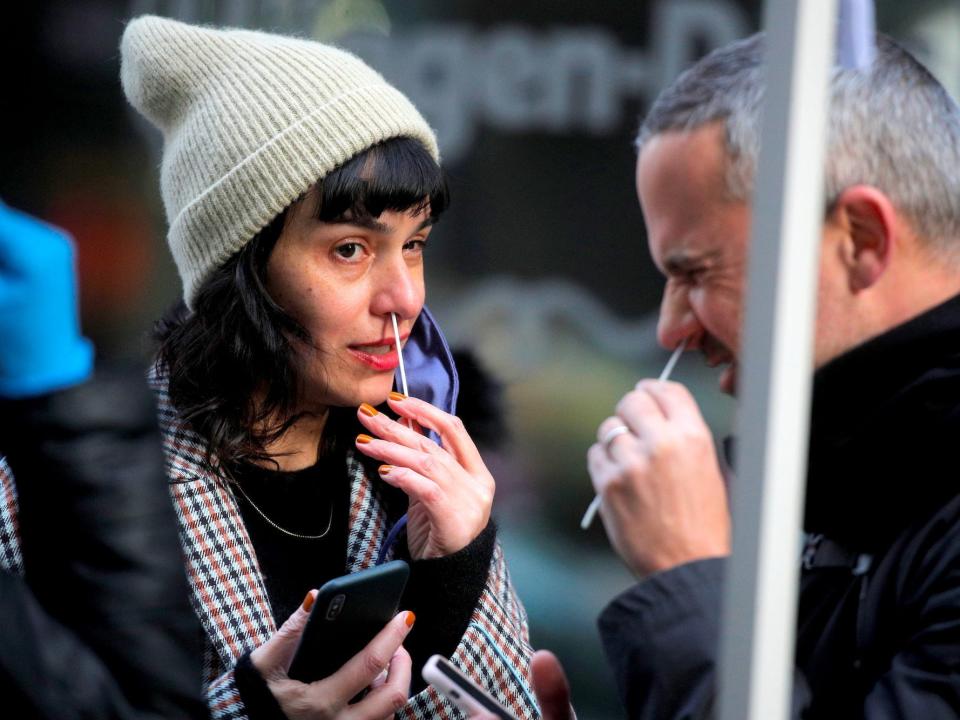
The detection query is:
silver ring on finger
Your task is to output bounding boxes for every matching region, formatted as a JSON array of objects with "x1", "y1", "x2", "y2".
[{"x1": 602, "y1": 424, "x2": 631, "y2": 451}]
